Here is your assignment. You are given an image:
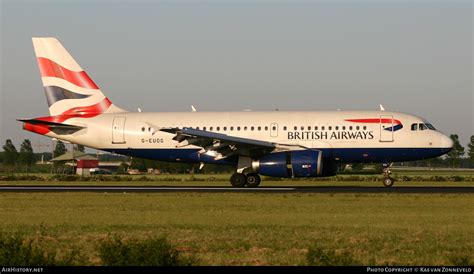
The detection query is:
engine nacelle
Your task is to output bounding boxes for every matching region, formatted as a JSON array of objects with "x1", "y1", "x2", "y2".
[{"x1": 253, "y1": 150, "x2": 322, "y2": 178}]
